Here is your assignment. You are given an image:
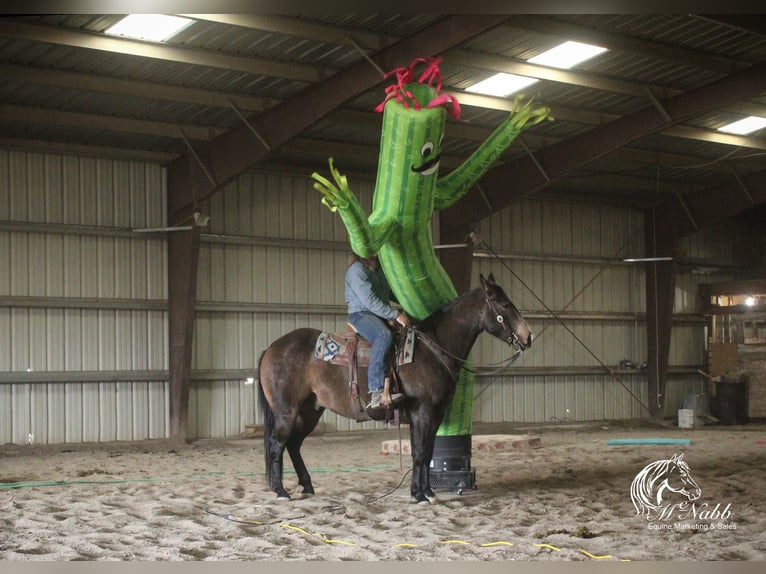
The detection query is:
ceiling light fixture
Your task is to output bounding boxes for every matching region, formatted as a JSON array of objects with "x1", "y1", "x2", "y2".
[
  {"x1": 527, "y1": 40, "x2": 608, "y2": 68},
  {"x1": 105, "y1": 14, "x2": 193, "y2": 42},
  {"x1": 717, "y1": 116, "x2": 766, "y2": 135},
  {"x1": 465, "y1": 40, "x2": 608, "y2": 98},
  {"x1": 622, "y1": 257, "x2": 674, "y2": 262},
  {"x1": 465, "y1": 73, "x2": 539, "y2": 97}
]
